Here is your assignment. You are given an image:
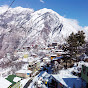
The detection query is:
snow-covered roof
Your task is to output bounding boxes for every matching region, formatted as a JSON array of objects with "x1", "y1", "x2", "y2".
[
  {"x1": 31, "y1": 53, "x2": 37, "y2": 55},
  {"x1": 40, "y1": 62, "x2": 44, "y2": 67},
  {"x1": 16, "y1": 70, "x2": 32, "y2": 74},
  {"x1": 43, "y1": 57, "x2": 49, "y2": 60},
  {"x1": 84, "y1": 54, "x2": 88, "y2": 59},
  {"x1": 35, "y1": 57, "x2": 40, "y2": 61},
  {"x1": 22, "y1": 56, "x2": 36, "y2": 62},
  {"x1": 22, "y1": 58, "x2": 28, "y2": 62},
  {"x1": 0, "y1": 77, "x2": 12, "y2": 88},
  {"x1": 36, "y1": 59, "x2": 41, "y2": 62},
  {"x1": 42, "y1": 72, "x2": 50, "y2": 78},
  {"x1": 55, "y1": 49, "x2": 64, "y2": 52},
  {"x1": 56, "y1": 52, "x2": 66, "y2": 54},
  {"x1": 38, "y1": 80, "x2": 42, "y2": 85},
  {"x1": 13, "y1": 77, "x2": 21, "y2": 82},
  {"x1": 24, "y1": 51, "x2": 29, "y2": 54},
  {"x1": 52, "y1": 56, "x2": 63, "y2": 60},
  {"x1": 46, "y1": 59, "x2": 51, "y2": 62},
  {"x1": 50, "y1": 54, "x2": 57, "y2": 56},
  {"x1": 28, "y1": 71, "x2": 48, "y2": 88},
  {"x1": 28, "y1": 57, "x2": 36, "y2": 61},
  {"x1": 52, "y1": 69, "x2": 85, "y2": 88}
]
